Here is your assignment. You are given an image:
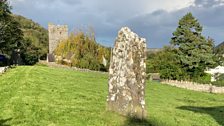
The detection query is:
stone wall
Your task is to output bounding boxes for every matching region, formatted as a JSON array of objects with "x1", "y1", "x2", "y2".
[
  {"x1": 107, "y1": 27, "x2": 147, "y2": 119},
  {"x1": 39, "y1": 60, "x2": 108, "y2": 74},
  {"x1": 48, "y1": 23, "x2": 68, "y2": 54},
  {"x1": 161, "y1": 80, "x2": 224, "y2": 94}
]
